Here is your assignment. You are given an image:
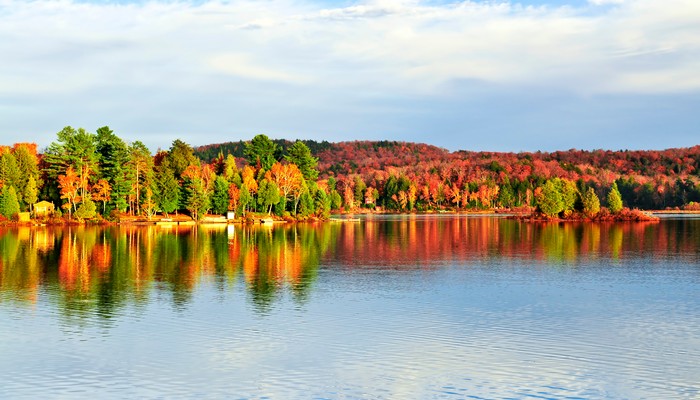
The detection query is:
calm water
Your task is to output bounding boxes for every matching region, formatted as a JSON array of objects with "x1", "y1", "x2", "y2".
[{"x1": 1, "y1": 216, "x2": 699, "y2": 399}]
